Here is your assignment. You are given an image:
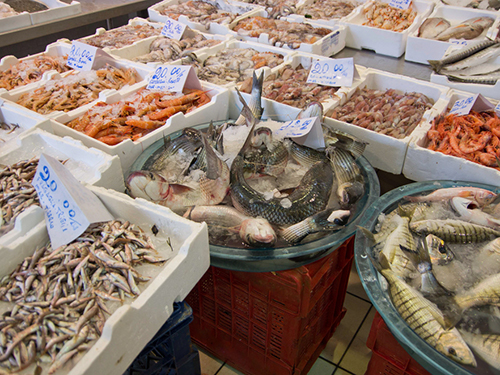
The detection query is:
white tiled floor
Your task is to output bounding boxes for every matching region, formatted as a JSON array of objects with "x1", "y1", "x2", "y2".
[{"x1": 196, "y1": 261, "x2": 375, "y2": 375}]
